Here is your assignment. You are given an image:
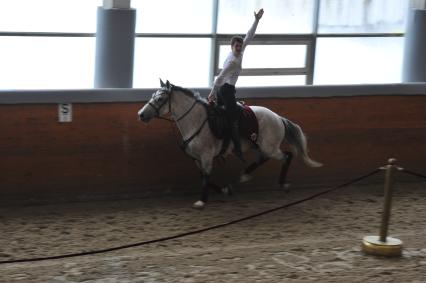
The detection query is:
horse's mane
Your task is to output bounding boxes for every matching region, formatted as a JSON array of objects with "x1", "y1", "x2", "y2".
[{"x1": 171, "y1": 85, "x2": 207, "y2": 104}]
